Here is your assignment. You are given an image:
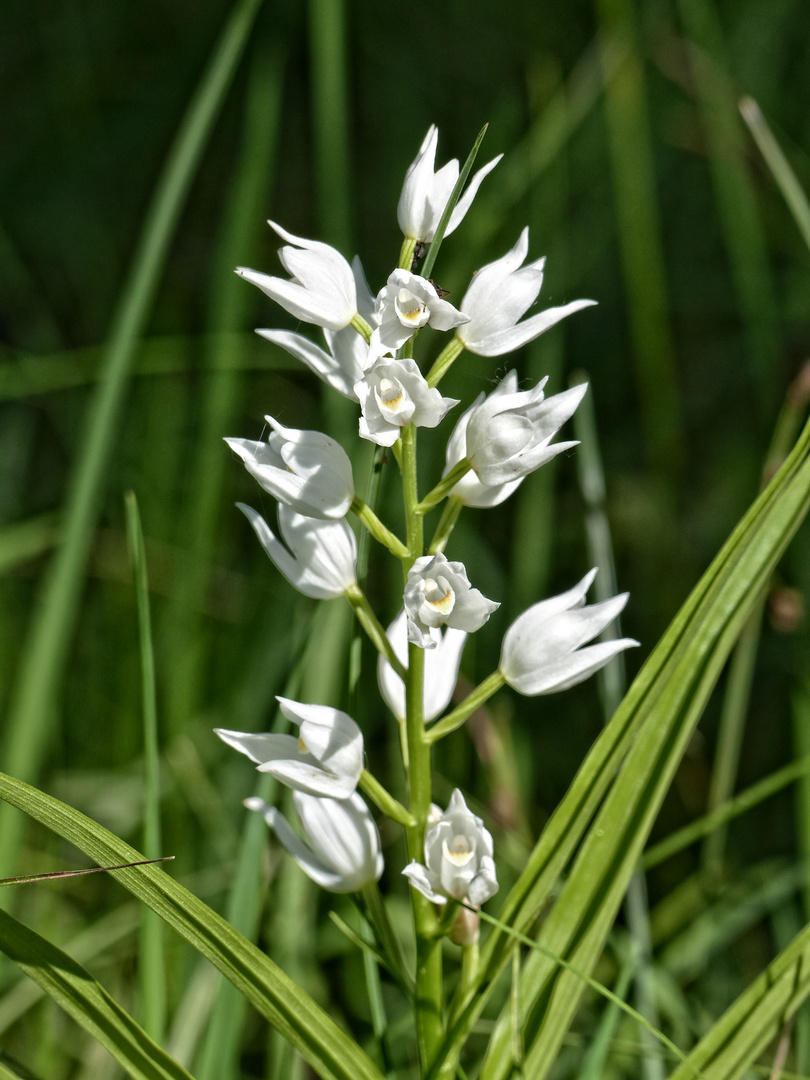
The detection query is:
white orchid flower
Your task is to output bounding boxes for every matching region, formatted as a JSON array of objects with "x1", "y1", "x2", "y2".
[
  {"x1": 404, "y1": 553, "x2": 499, "y2": 649},
  {"x1": 355, "y1": 355, "x2": 458, "y2": 447},
  {"x1": 398, "y1": 125, "x2": 502, "y2": 243},
  {"x1": 457, "y1": 228, "x2": 596, "y2": 356},
  {"x1": 246, "y1": 791, "x2": 383, "y2": 893},
  {"x1": 215, "y1": 697, "x2": 363, "y2": 799},
  {"x1": 500, "y1": 568, "x2": 639, "y2": 695},
  {"x1": 442, "y1": 371, "x2": 524, "y2": 508},
  {"x1": 226, "y1": 420, "x2": 354, "y2": 519},
  {"x1": 238, "y1": 503, "x2": 357, "y2": 599},
  {"x1": 257, "y1": 256, "x2": 377, "y2": 399},
  {"x1": 402, "y1": 789, "x2": 498, "y2": 906},
  {"x1": 465, "y1": 376, "x2": 588, "y2": 486},
  {"x1": 375, "y1": 270, "x2": 469, "y2": 352},
  {"x1": 237, "y1": 221, "x2": 357, "y2": 332},
  {"x1": 377, "y1": 609, "x2": 467, "y2": 722}
]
